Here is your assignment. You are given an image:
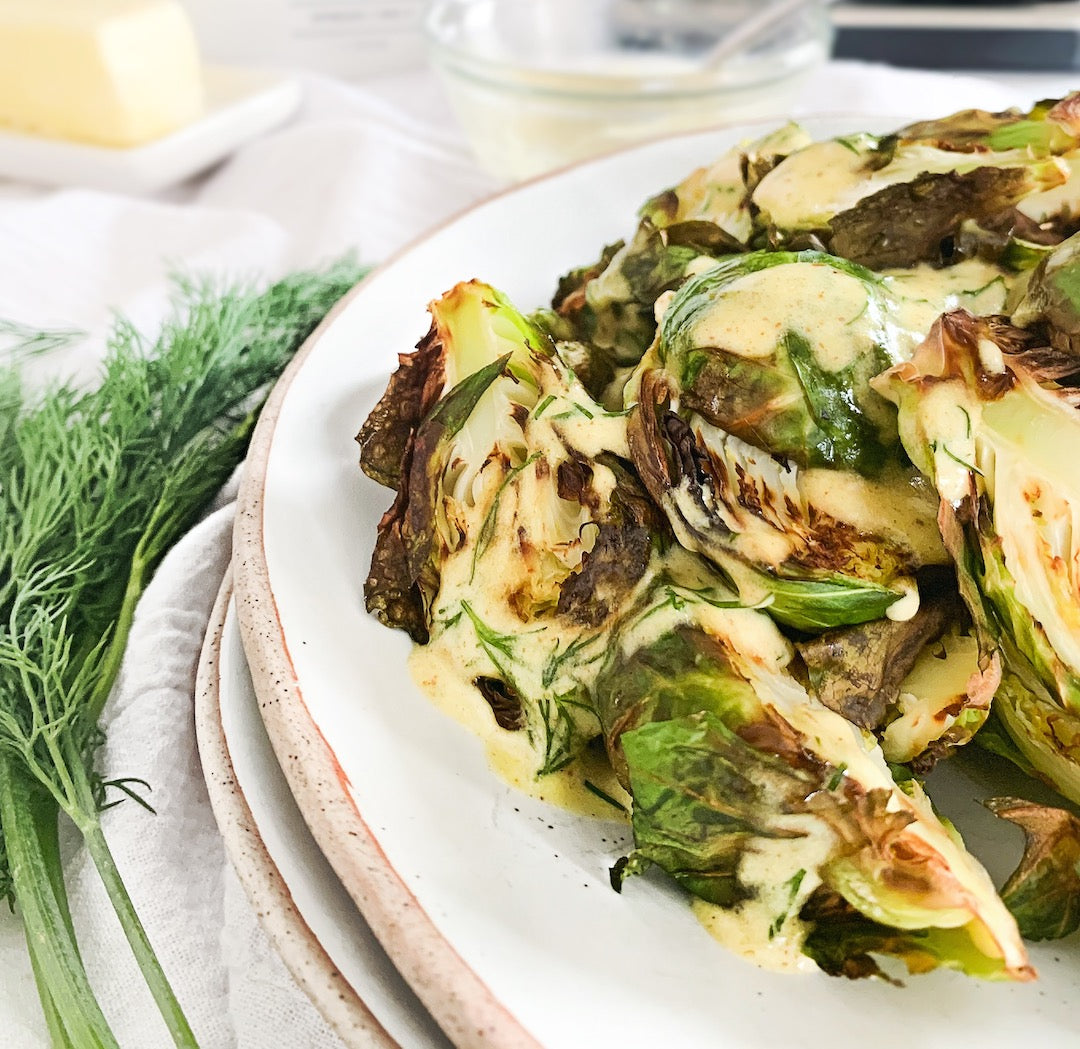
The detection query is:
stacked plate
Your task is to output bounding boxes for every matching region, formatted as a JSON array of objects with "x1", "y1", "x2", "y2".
[
  {"x1": 196, "y1": 121, "x2": 1080, "y2": 1049},
  {"x1": 195, "y1": 575, "x2": 451, "y2": 1048}
]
